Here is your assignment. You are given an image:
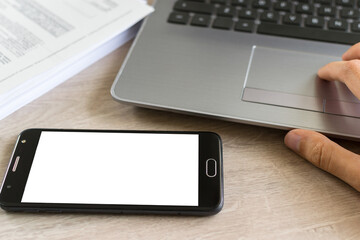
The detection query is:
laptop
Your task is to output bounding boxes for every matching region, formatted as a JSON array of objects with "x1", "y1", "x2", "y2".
[{"x1": 111, "y1": 0, "x2": 360, "y2": 139}]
